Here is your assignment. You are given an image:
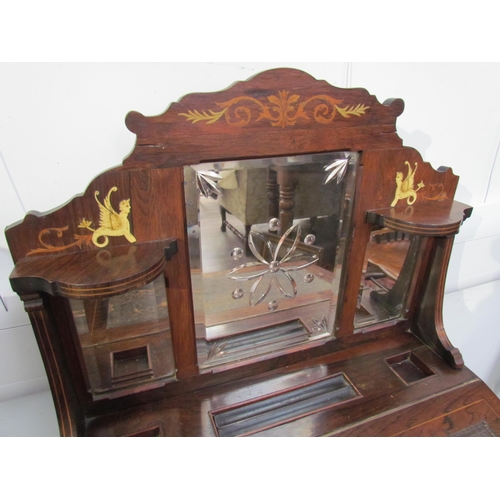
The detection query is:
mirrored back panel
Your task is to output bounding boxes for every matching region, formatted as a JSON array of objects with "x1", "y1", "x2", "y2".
[
  {"x1": 69, "y1": 274, "x2": 175, "y2": 395},
  {"x1": 354, "y1": 229, "x2": 419, "y2": 330},
  {"x1": 184, "y1": 152, "x2": 359, "y2": 369}
]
